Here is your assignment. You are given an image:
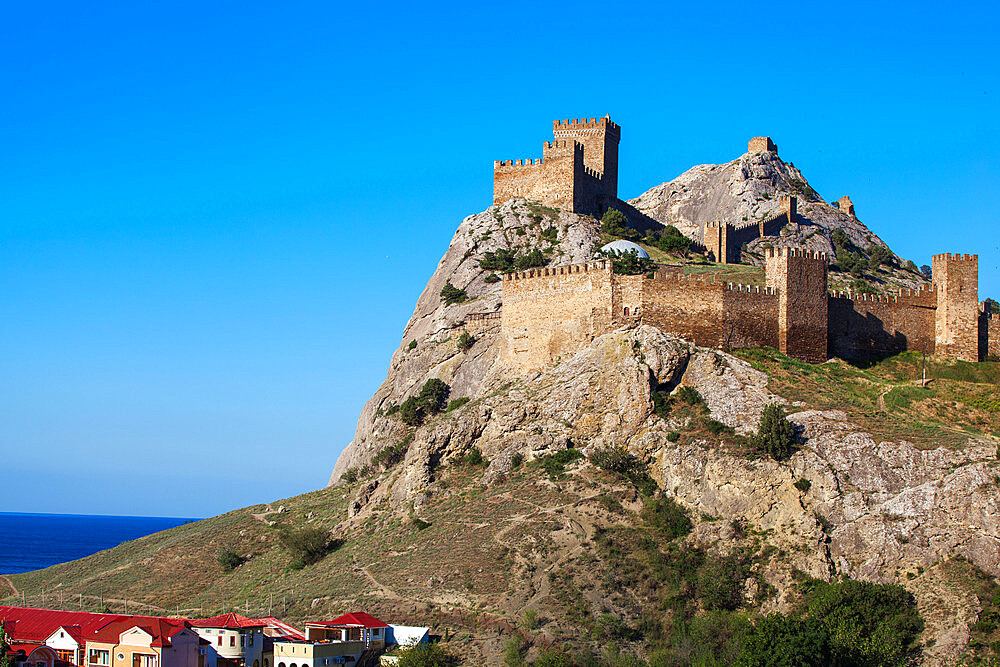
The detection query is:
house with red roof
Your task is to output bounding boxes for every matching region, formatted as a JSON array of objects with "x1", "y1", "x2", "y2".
[
  {"x1": 85, "y1": 618, "x2": 200, "y2": 667},
  {"x1": 187, "y1": 615, "x2": 263, "y2": 667},
  {"x1": 271, "y1": 613, "x2": 388, "y2": 667}
]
